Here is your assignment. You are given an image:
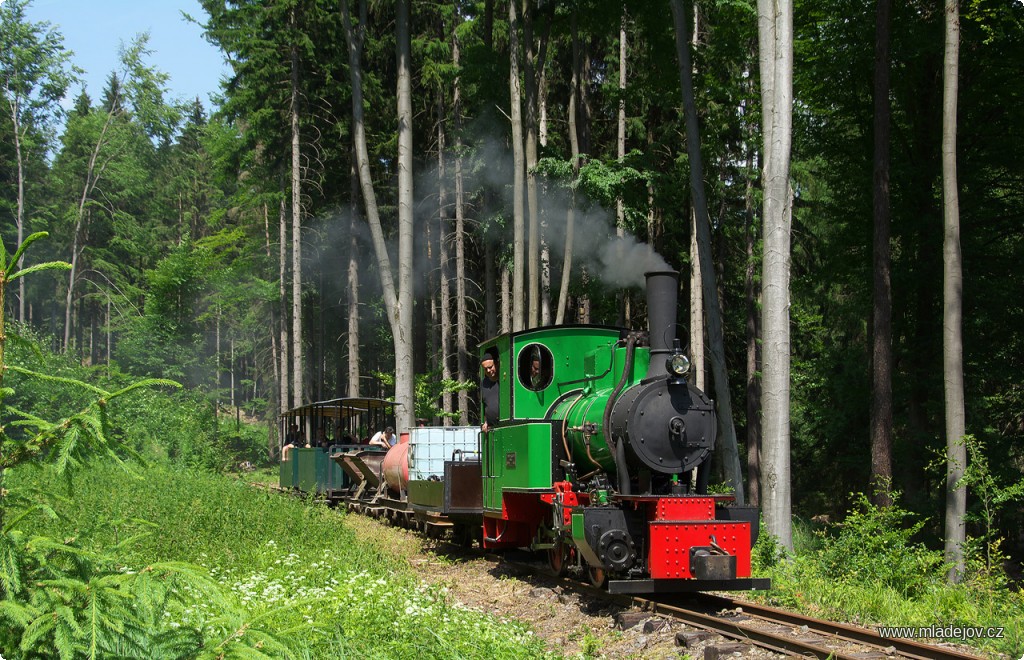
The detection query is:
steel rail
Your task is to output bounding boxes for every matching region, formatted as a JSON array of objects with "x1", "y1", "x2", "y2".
[{"x1": 688, "y1": 593, "x2": 985, "y2": 660}]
